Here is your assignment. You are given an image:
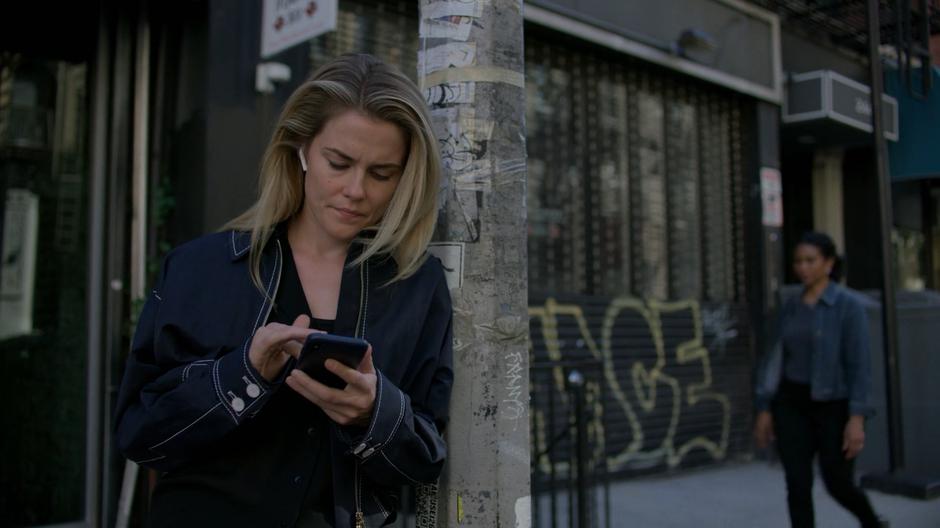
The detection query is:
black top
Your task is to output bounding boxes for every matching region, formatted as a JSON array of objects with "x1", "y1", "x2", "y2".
[
  {"x1": 270, "y1": 233, "x2": 335, "y2": 520},
  {"x1": 782, "y1": 301, "x2": 814, "y2": 384}
]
